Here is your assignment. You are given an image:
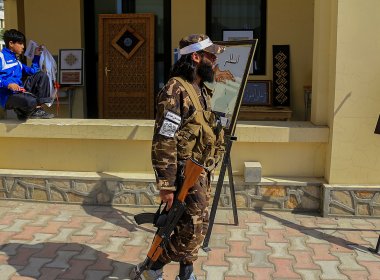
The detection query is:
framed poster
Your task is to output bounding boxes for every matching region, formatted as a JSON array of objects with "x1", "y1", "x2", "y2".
[
  {"x1": 209, "y1": 40, "x2": 258, "y2": 135},
  {"x1": 60, "y1": 70, "x2": 82, "y2": 85},
  {"x1": 242, "y1": 80, "x2": 272, "y2": 106},
  {"x1": 223, "y1": 30, "x2": 255, "y2": 74},
  {"x1": 59, "y1": 49, "x2": 84, "y2": 85}
]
